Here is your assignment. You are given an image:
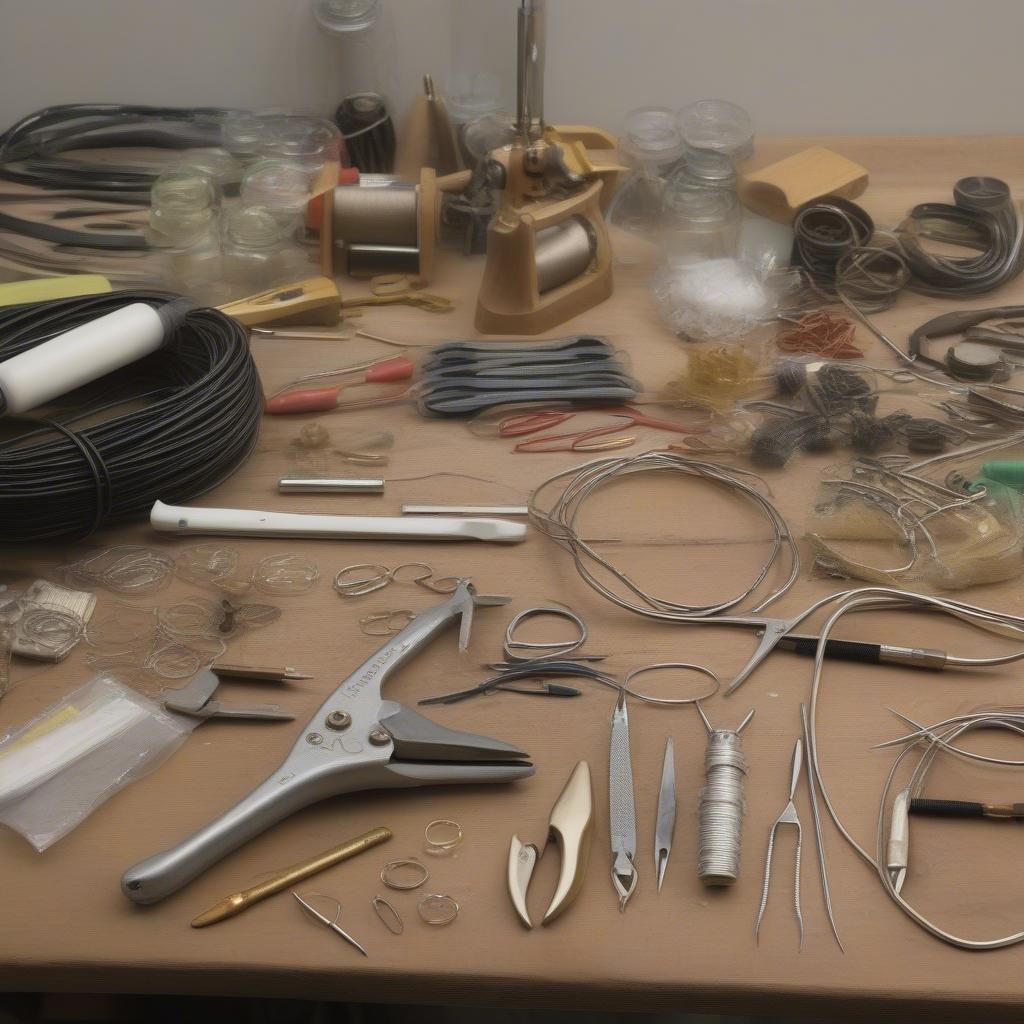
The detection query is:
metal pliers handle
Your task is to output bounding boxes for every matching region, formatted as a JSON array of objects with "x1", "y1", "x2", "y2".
[{"x1": 122, "y1": 581, "x2": 533, "y2": 904}]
